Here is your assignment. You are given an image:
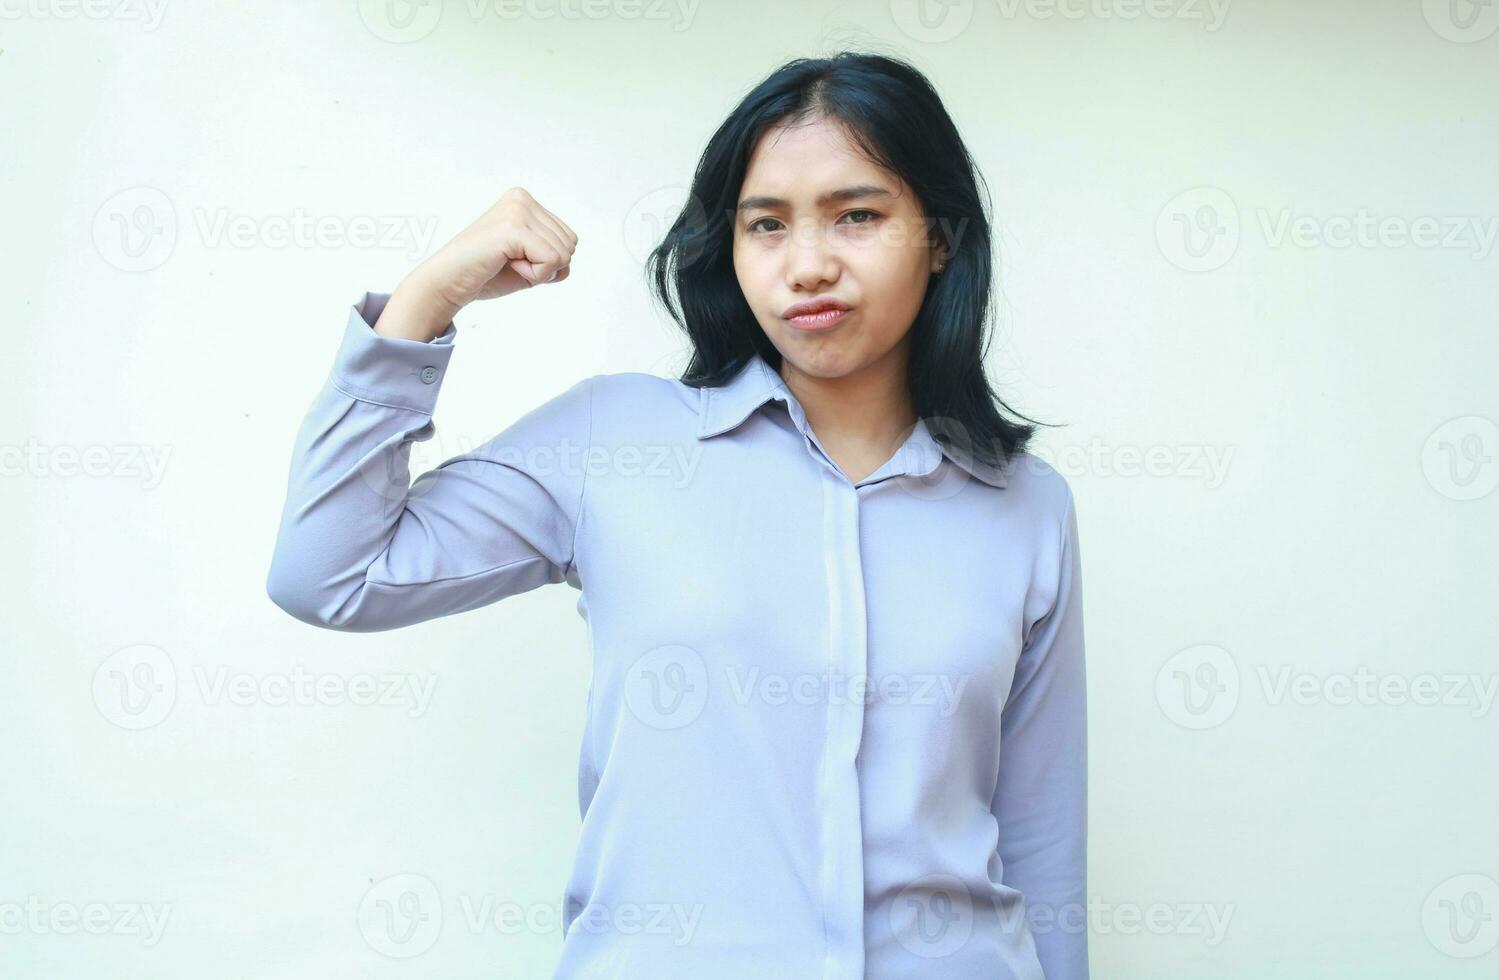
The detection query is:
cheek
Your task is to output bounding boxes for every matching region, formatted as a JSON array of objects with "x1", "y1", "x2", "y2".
[
  {"x1": 732, "y1": 249, "x2": 778, "y2": 312},
  {"x1": 851, "y1": 240, "x2": 928, "y2": 312}
]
